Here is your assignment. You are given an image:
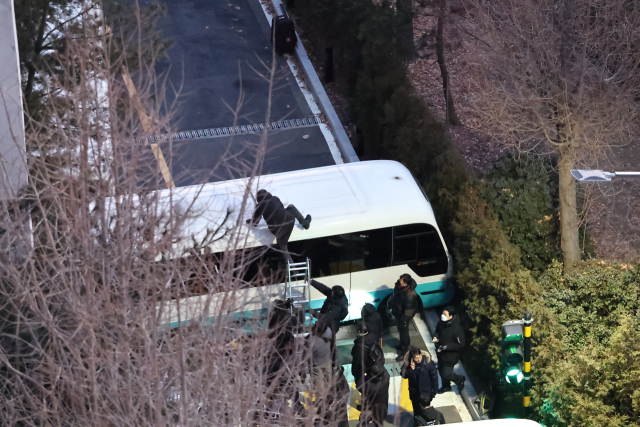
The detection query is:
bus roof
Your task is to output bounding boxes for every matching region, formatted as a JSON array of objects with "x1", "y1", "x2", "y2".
[{"x1": 148, "y1": 160, "x2": 441, "y2": 255}]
